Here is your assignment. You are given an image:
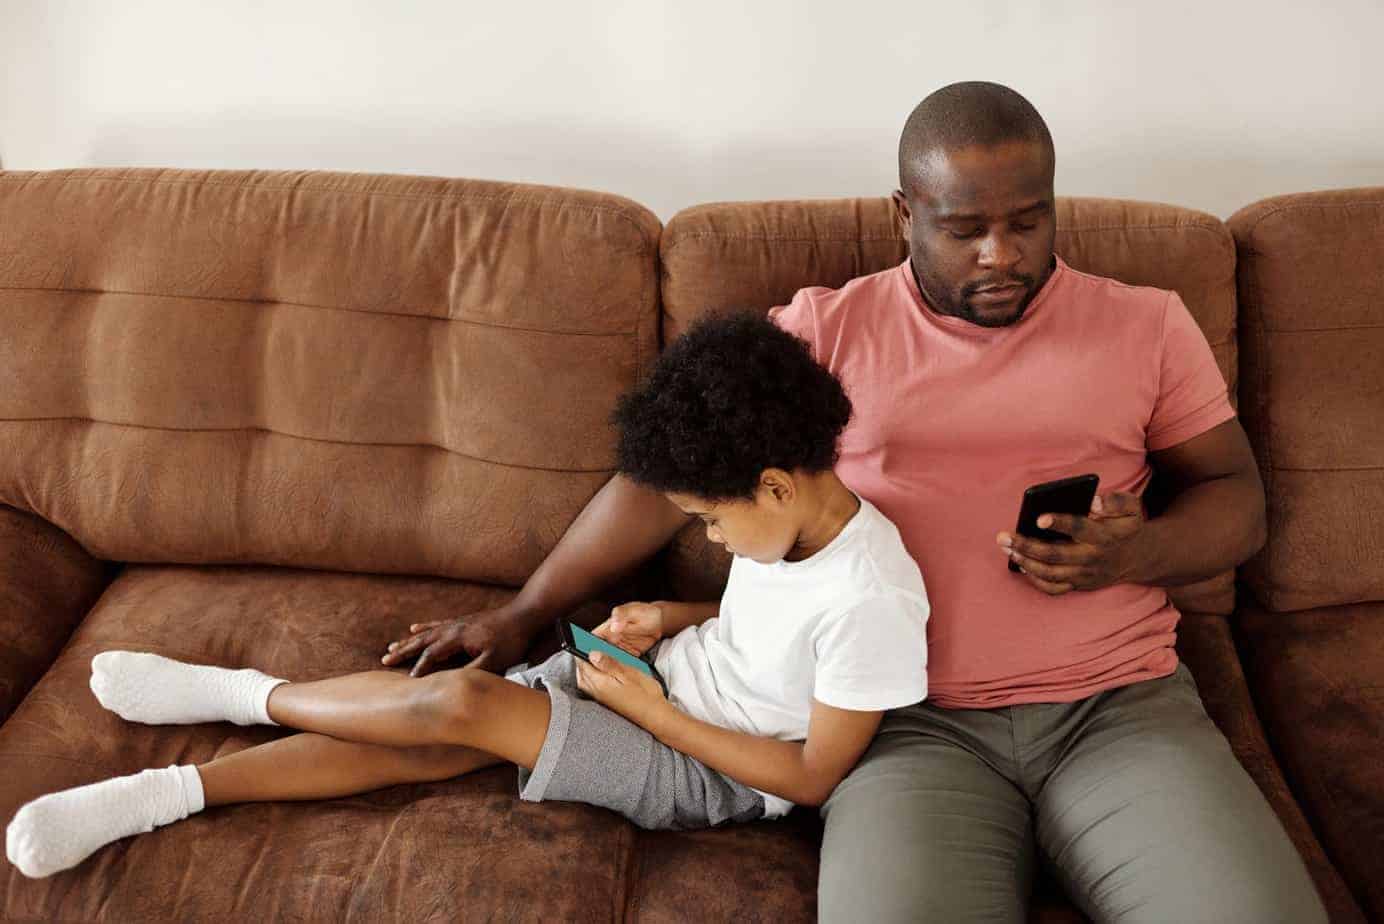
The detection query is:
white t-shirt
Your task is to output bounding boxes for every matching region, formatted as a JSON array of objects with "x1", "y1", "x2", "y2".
[{"x1": 653, "y1": 495, "x2": 929, "y2": 817}]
